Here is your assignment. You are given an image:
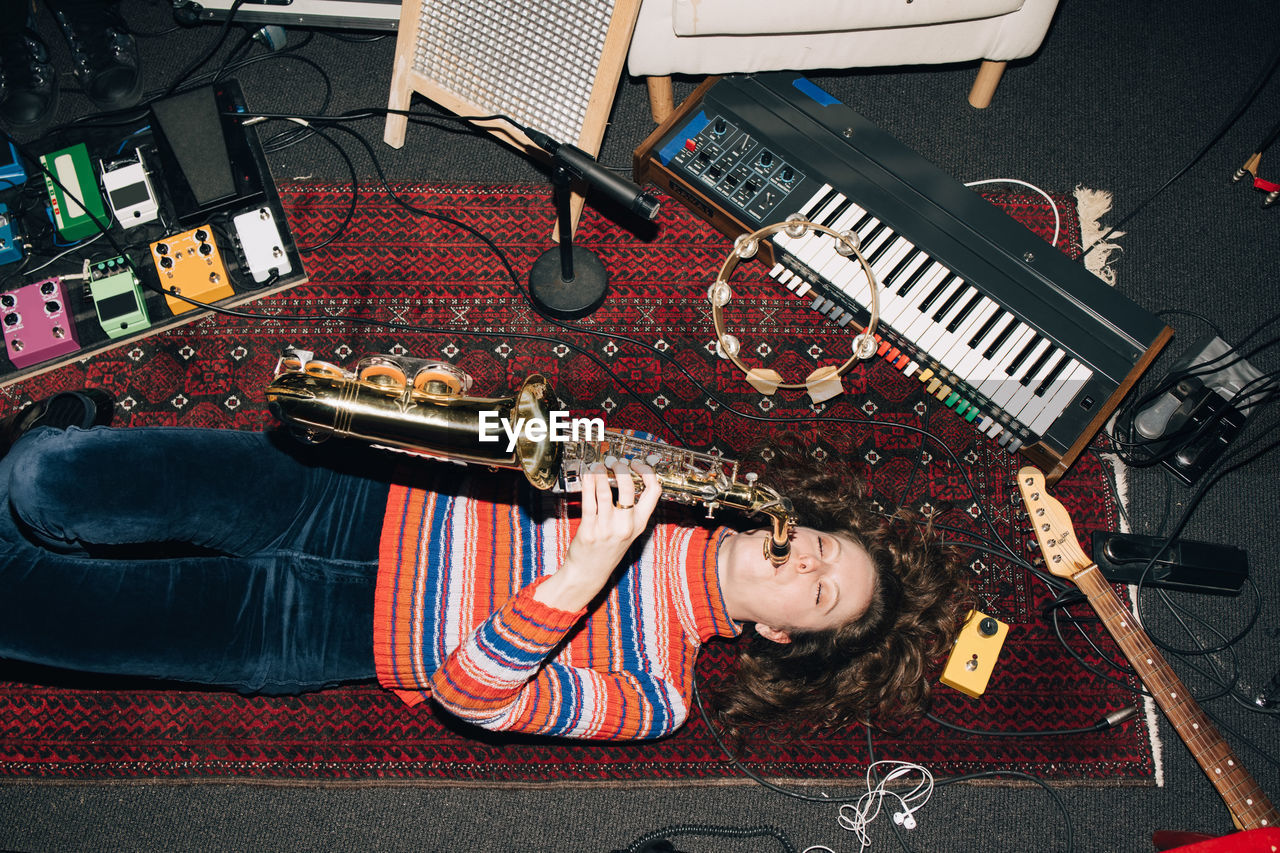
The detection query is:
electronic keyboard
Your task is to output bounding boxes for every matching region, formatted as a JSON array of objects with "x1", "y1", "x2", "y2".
[{"x1": 634, "y1": 73, "x2": 1173, "y2": 483}]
